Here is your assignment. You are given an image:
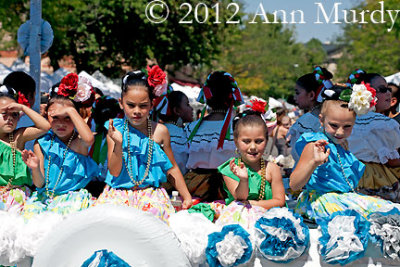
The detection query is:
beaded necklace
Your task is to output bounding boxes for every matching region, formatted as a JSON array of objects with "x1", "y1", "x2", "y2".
[
  {"x1": 210, "y1": 109, "x2": 227, "y2": 114},
  {"x1": 1, "y1": 133, "x2": 17, "y2": 193},
  {"x1": 45, "y1": 132, "x2": 75, "y2": 199},
  {"x1": 123, "y1": 118, "x2": 153, "y2": 187},
  {"x1": 237, "y1": 157, "x2": 267, "y2": 200},
  {"x1": 336, "y1": 150, "x2": 354, "y2": 192}
]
